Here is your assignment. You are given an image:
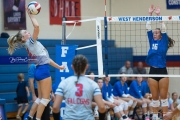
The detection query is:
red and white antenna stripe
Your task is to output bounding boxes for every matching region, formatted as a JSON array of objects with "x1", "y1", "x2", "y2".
[{"x1": 104, "y1": 0, "x2": 106, "y2": 17}]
